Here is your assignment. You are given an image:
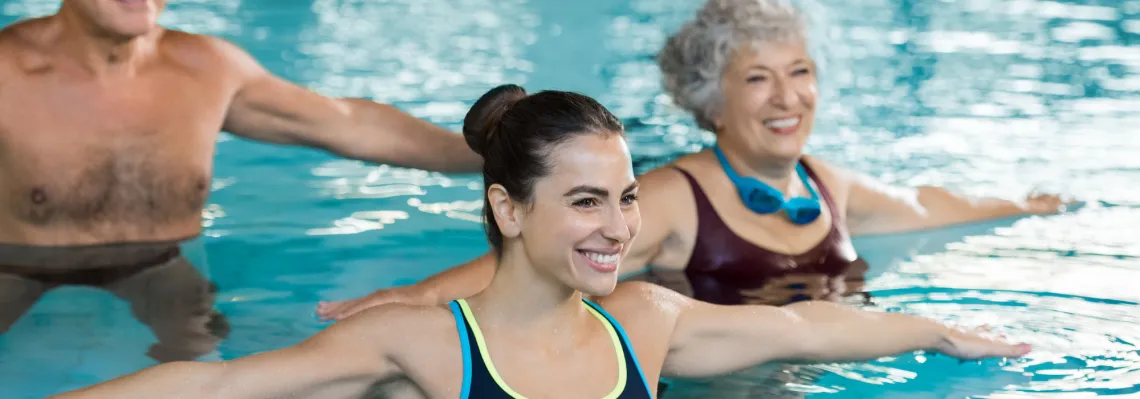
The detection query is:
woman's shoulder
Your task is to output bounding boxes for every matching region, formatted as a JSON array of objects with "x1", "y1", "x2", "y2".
[
  {"x1": 642, "y1": 153, "x2": 699, "y2": 183},
  {"x1": 639, "y1": 150, "x2": 713, "y2": 191},
  {"x1": 595, "y1": 283, "x2": 695, "y2": 350},
  {"x1": 601, "y1": 282, "x2": 692, "y2": 318},
  {"x1": 799, "y1": 154, "x2": 854, "y2": 182},
  {"x1": 338, "y1": 302, "x2": 459, "y2": 338},
  {"x1": 629, "y1": 153, "x2": 710, "y2": 212},
  {"x1": 799, "y1": 154, "x2": 859, "y2": 199}
]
